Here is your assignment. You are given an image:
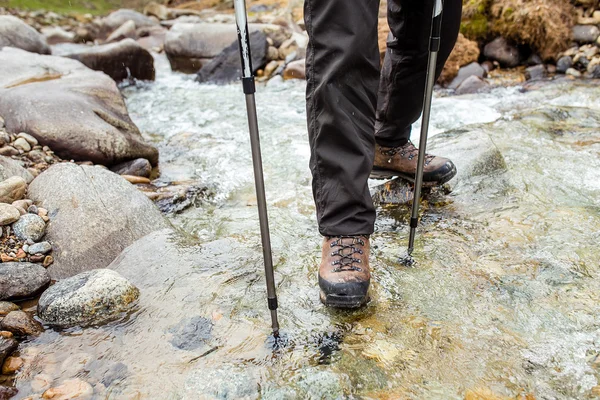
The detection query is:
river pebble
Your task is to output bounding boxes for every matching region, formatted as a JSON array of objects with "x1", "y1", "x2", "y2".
[
  {"x1": 12, "y1": 137, "x2": 31, "y2": 152},
  {"x1": 0, "y1": 310, "x2": 44, "y2": 336},
  {"x1": 27, "y1": 204, "x2": 38, "y2": 214},
  {"x1": 0, "y1": 301, "x2": 19, "y2": 316},
  {"x1": 1, "y1": 355, "x2": 23, "y2": 374},
  {"x1": 12, "y1": 213, "x2": 46, "y2": 242},
  {"x1": 27, "y1": 241, "x2": 52, "y2": 255},
  {"x1": 0, "y1": 176, "x2": 27, "y2": 204},
  {"x1": 0, "y1": 203, "x2": 20, "y2": 226}
]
